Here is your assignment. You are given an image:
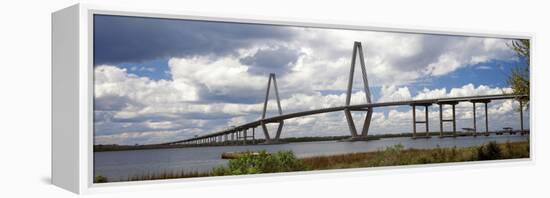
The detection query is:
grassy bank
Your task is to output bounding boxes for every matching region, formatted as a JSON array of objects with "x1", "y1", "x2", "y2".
[
  {"x1": 95, "y1": 141, "x2": 529, "y2": 183},
  {"x1": 302, "y1": 141, "x2": 529, "y2": 170}
]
